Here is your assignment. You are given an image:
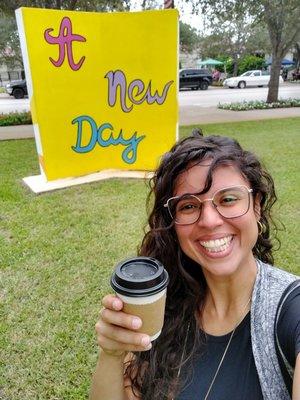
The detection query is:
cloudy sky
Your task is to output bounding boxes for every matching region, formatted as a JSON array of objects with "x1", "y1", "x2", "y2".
[{"x1": 130, "y1": 0, "x2": 204, "y2": 31}]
